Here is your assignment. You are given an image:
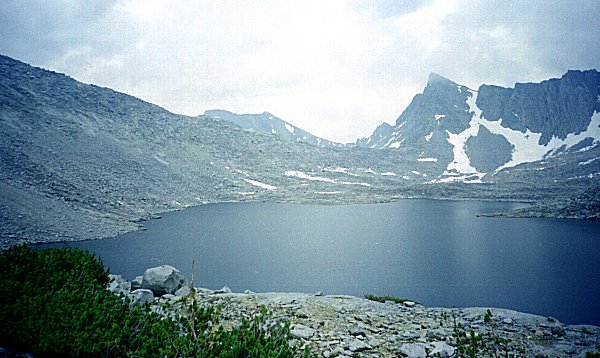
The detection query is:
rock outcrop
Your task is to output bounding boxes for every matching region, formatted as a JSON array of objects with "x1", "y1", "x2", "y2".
[
  {"x1": 106, "y1": 270, "x2": 600, "y2": 357},
  {"x1": 141, "y1": 265, "x2": 185, "y2": 296}
]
